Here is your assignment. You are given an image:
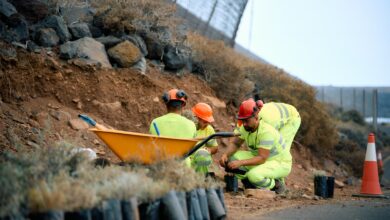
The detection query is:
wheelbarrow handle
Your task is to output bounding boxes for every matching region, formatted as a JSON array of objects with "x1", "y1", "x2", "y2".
[
  {"x1": 78, "y1": 114, "x2": 96, "y2": 126},
  {"x1": 184, "y1": 132, "x2": 238, "y2": 158}
]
